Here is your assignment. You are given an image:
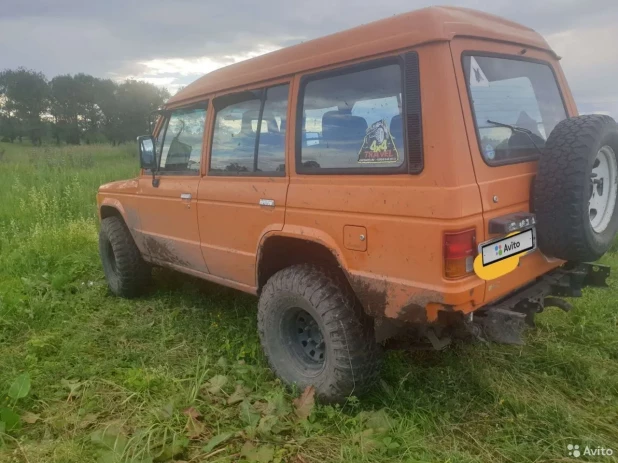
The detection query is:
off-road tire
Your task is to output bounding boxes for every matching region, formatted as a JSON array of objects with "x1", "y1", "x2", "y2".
[
  {"x1": 99, "y1": 216, "x2": 151, "y2": 297},
  {"x1": 257, "y1": 264, "x2": 381, "y2": 403},
  {"x1": 534, "y1": 115, "x2": 618, "y2": 262}
]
